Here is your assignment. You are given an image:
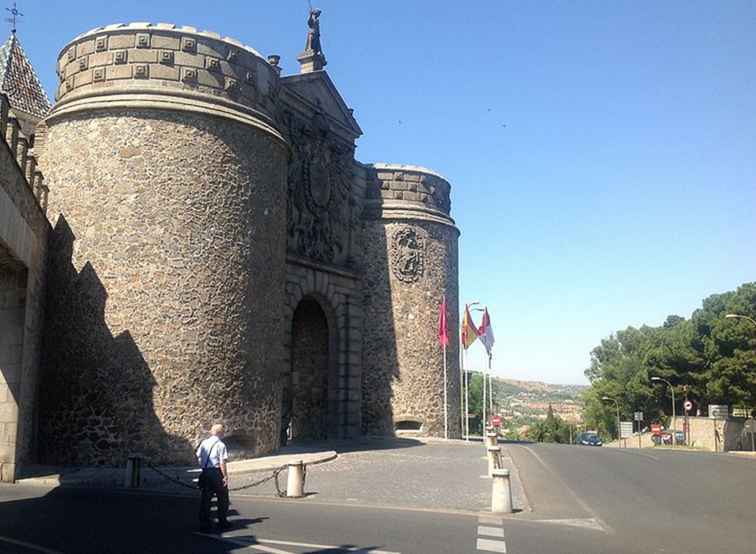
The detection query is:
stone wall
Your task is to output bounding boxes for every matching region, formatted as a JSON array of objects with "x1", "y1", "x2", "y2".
[
  {"x1": 360, "y1": 164, "x2": 461, "y2": 438},
  {"x1": 35, "y1": 24, "x2": 290, "y2": 466},
  {"x1": 0, "y1": 93, "x2": 50, "y2": 482}
]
